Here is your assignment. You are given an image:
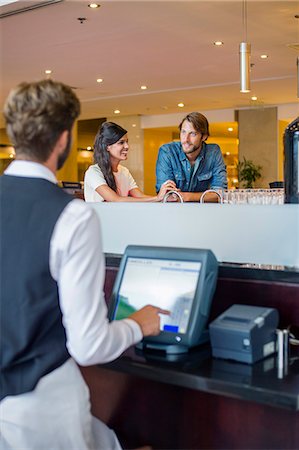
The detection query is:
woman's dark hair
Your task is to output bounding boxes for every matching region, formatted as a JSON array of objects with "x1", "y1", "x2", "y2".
[{"x1": 93, "y1": 121, "x2": 127, "y2": 192}]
